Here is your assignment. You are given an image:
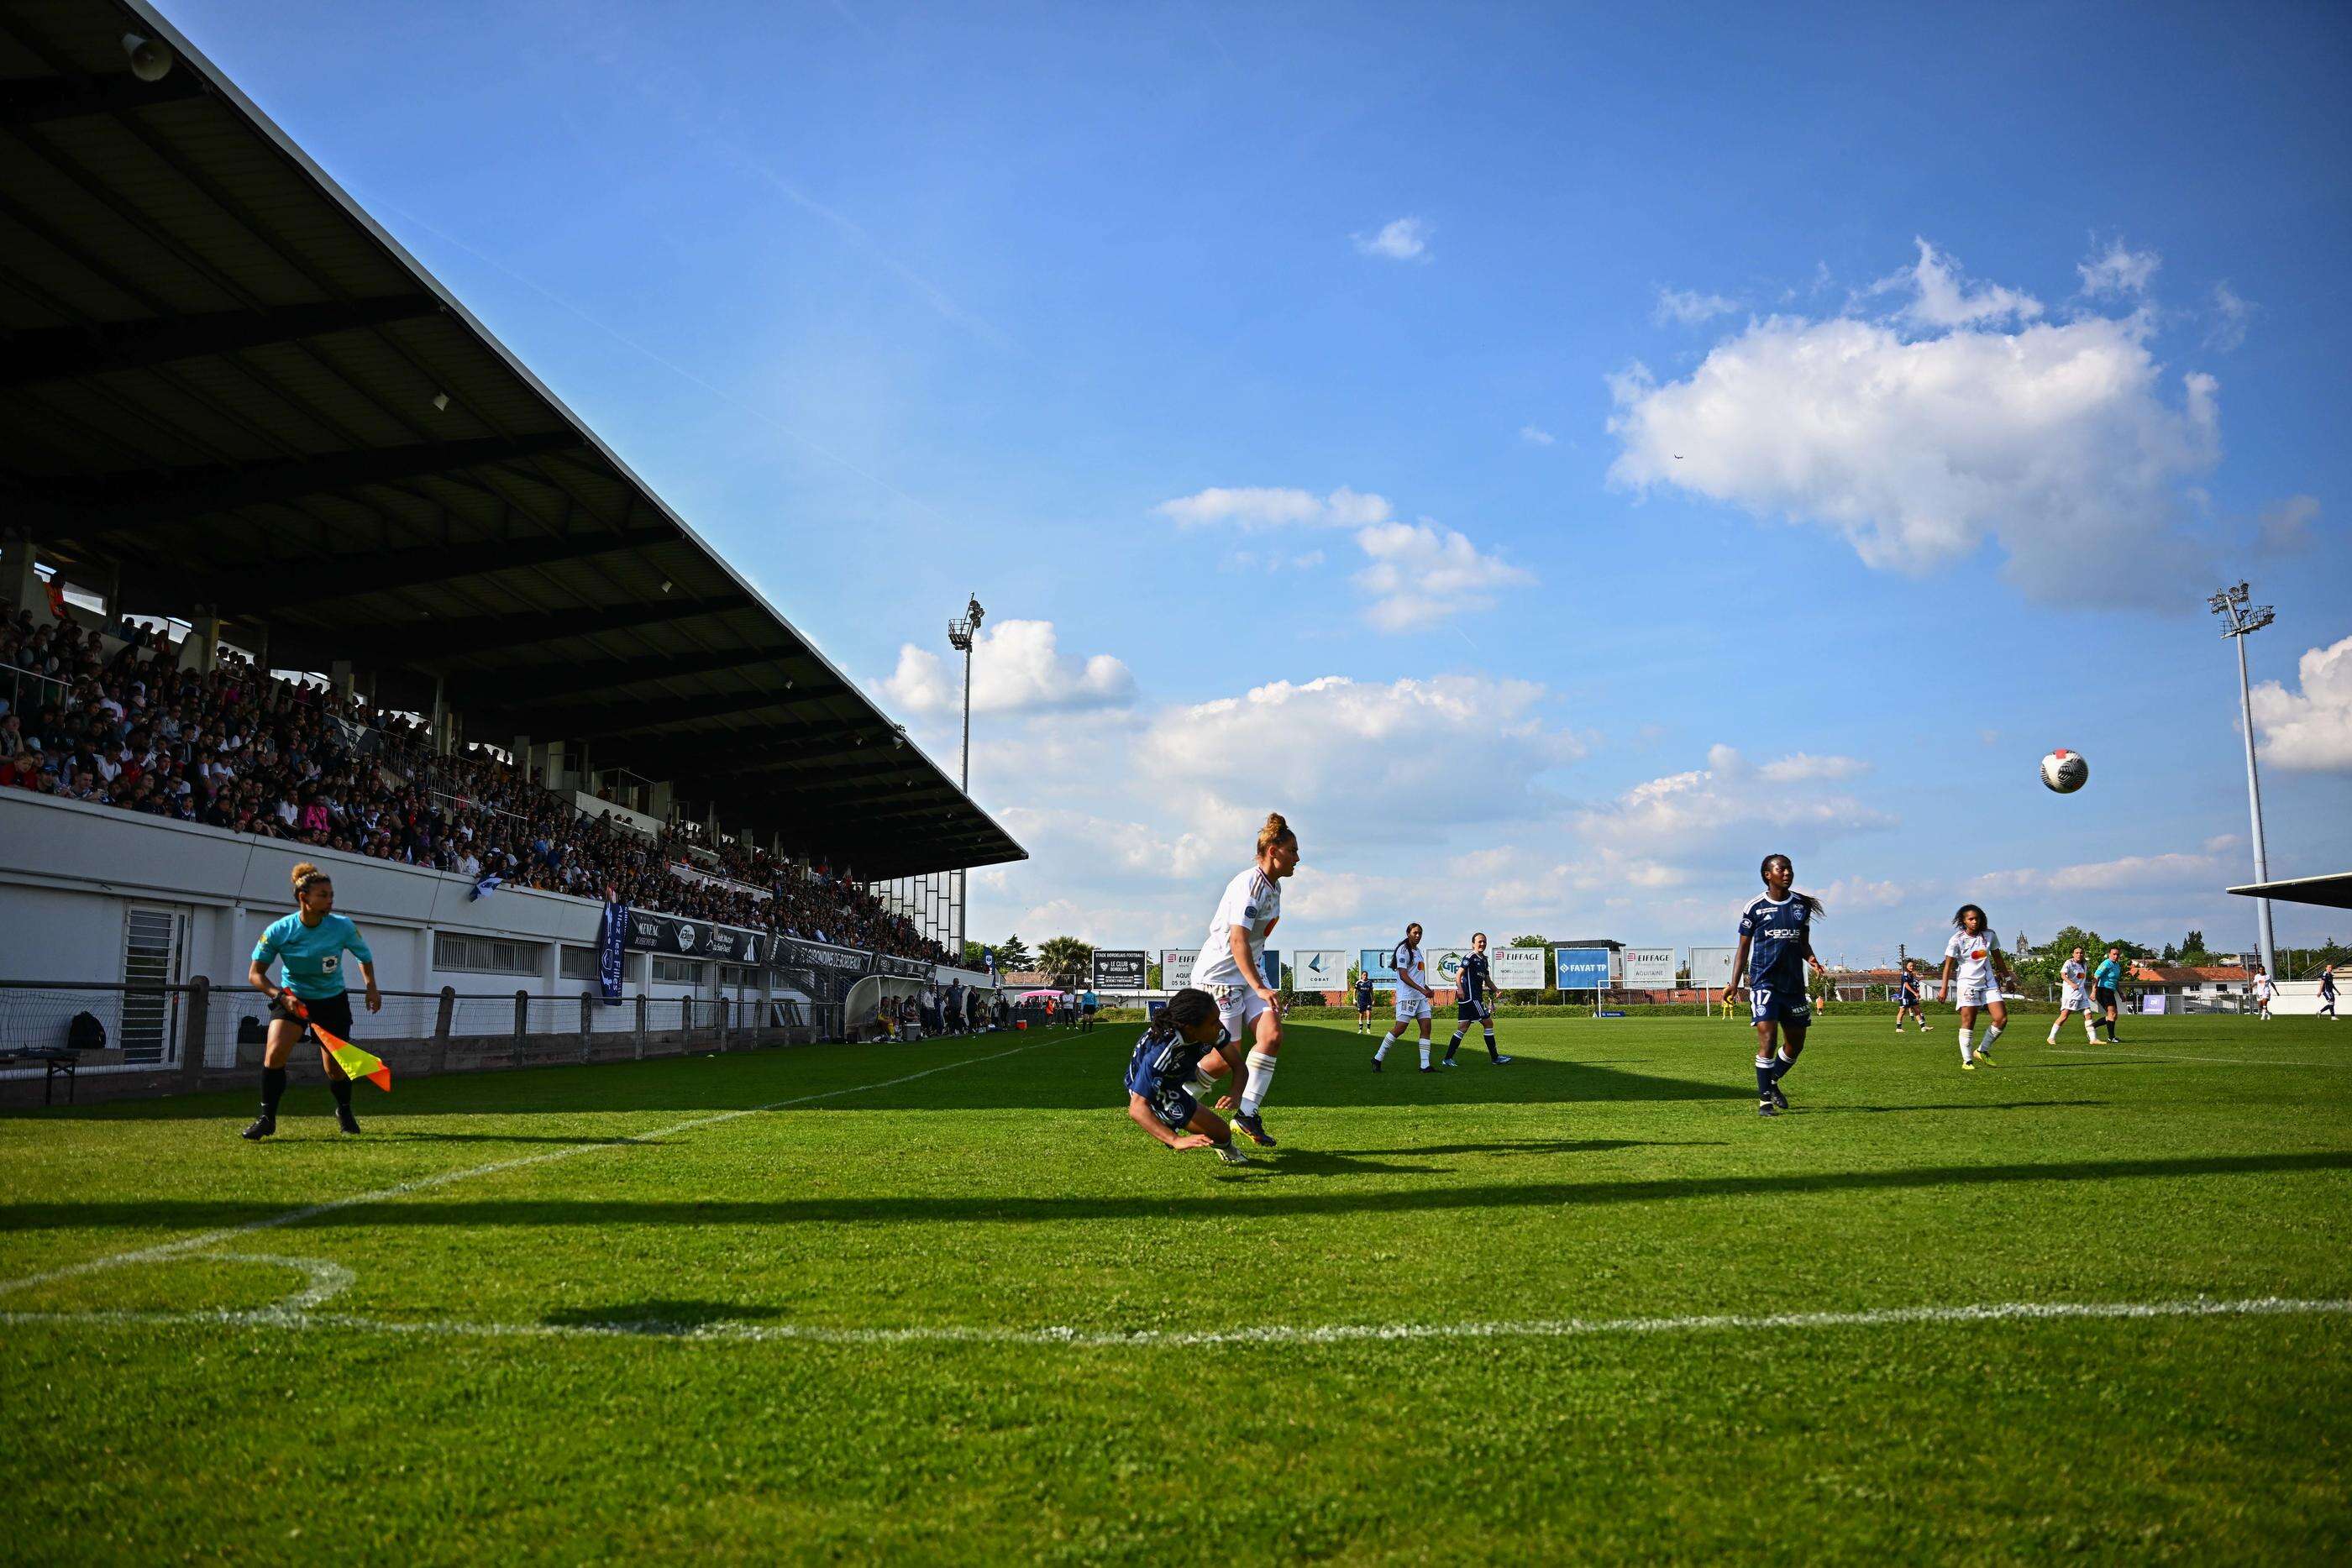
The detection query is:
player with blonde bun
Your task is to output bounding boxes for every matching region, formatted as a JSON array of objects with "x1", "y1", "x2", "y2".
[{"x1": 1184, "y1": 813, "x2": 1300, "y2": 1147}]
